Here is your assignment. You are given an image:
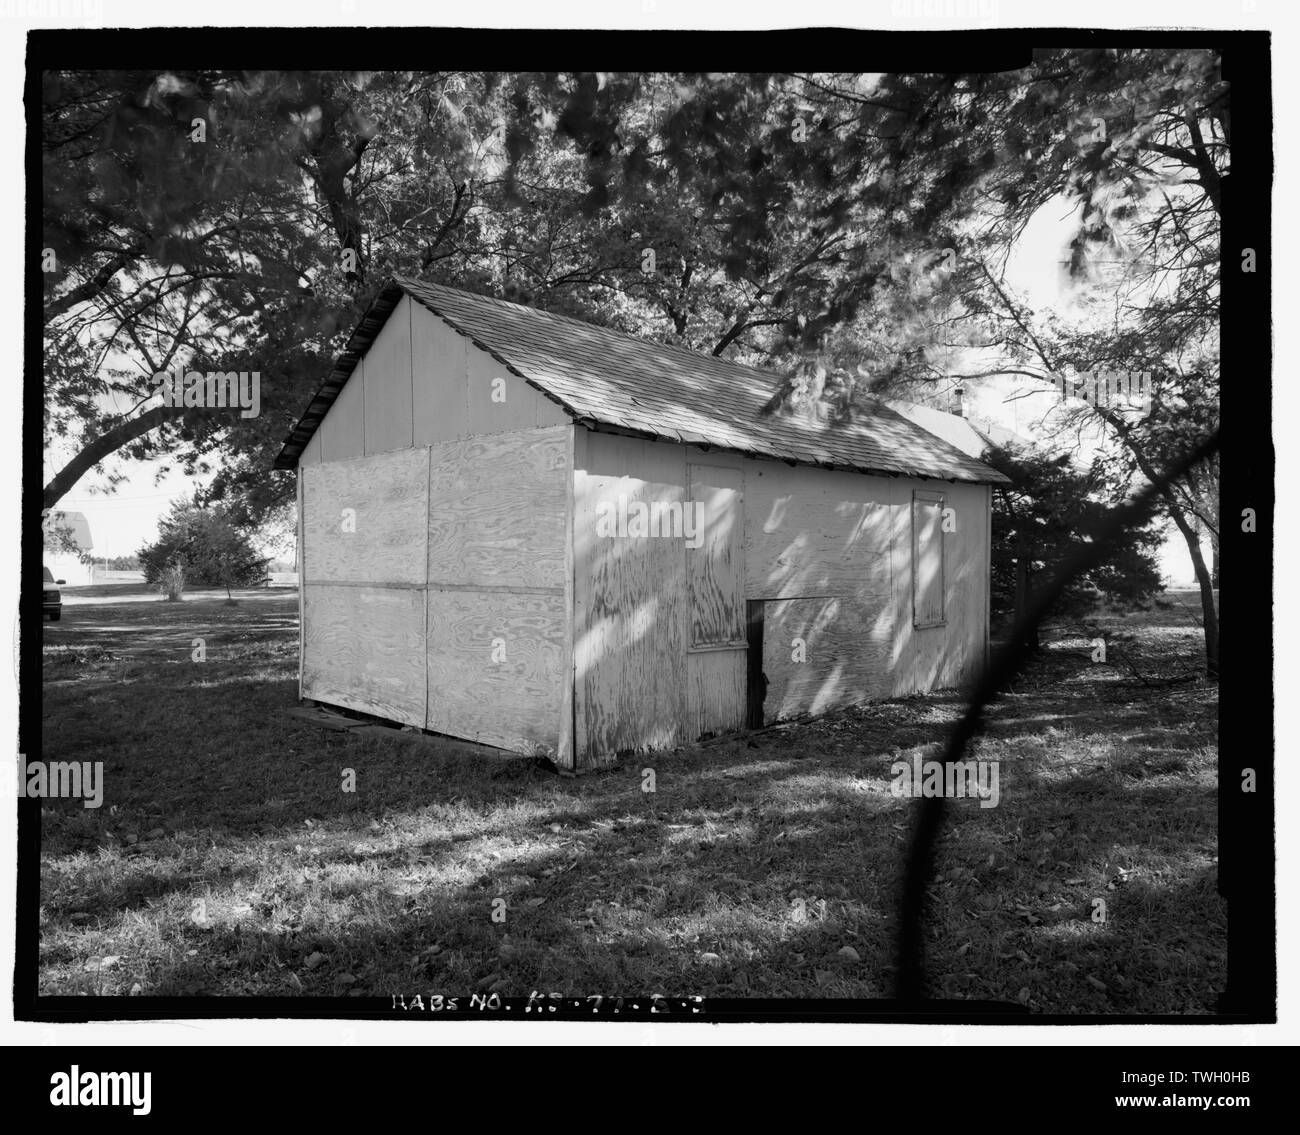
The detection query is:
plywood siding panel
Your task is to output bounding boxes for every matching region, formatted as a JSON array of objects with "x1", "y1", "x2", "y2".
[
  {"x1": 687, "y1": 464, "x2": 745, "y2": 646},
  {"x1": 951, "y1": 481, "x2": 991, "y2": 687},
  {"x1": 426, "y1": 589, "x2": 565, "y2": 754},
  {"x1": 889, "y1": 478, "x2": 989, "y2": 697},
  {"x1": 303, "y1": 447, "x2": 429, "y2": 584},
  {"x1": 426, "y1": 425, "x2": 569, "y2": 590},
  {"x1": 410, "y1": 304, "x2": 569, "y2": 448},
  {"x1": 571, "y1": 438, "x2": 992, "y2": 755},
  {"x1": 744, "y1": 462, "x2": 892, "y2": 599},
  {"x1": 686, "y1": 649, "x2": 747, "y2": 738},
  {"x1": 296, "y1": 471, "x2": 305, "y2": 698},
  {"x1": 411, "y1": 308, "x2": 469, "y2": 447},
  {"x1": 573, "y1": 430, "x2": 687, "y2": 764},
  {"x1": 300, "y1": 431, "x2": 322, "y2": 468},
  {"x1": 467, "y1": 337, "x2": 517, "y2": 436},
  {"x1": 683, "y1": 445, "x2": 743, "y2": 470},
  {"x1": 302, "y1": 584, "x2": 426, "y2": 726},
  {"x1": 534, "y1": 389, "x2": 572, "y2": 428},
  {"x1": 912, "y1": 491, "x2": 946, "y2": 628},
  {"x1": 466, "y1": 339, "x2": 568, "y2": 435},
  {"x1": 363, "y1": 295, "x2": 414, "y2": 455},
  {"x1": 556, "y1": 426, "x2": 576, "y2": 770},
  {"x1": 740, "y1": 457, "x2": 894, "y2": 722},
  {"x1": 759, "y1": 595, "x2": 892, "y2": 723},
  {"x1": 319, "y1": 356, "x2": 366, "y2": 461}
]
